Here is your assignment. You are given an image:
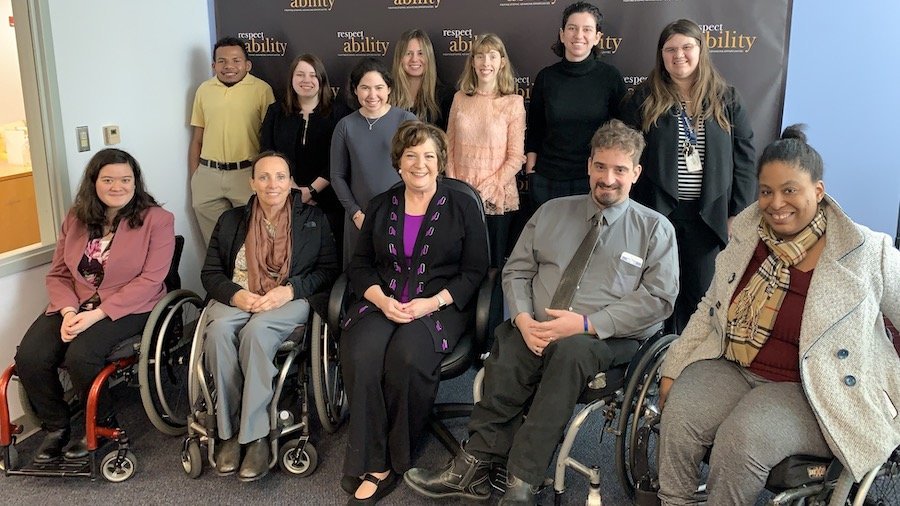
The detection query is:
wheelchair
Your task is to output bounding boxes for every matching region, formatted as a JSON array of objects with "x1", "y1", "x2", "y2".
[
  {"x1": 179, "y1": 292, "x2": 332, "y2": 479},
  {"x1": 307, "y1": 177, "x2": 499, "y2": 454},
  {"x1": 0, "y1": 235, "x2": 202, "y2": 482},
  {"x1": 615, "y1": 319, "x2": 900, "y2": 506}
]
